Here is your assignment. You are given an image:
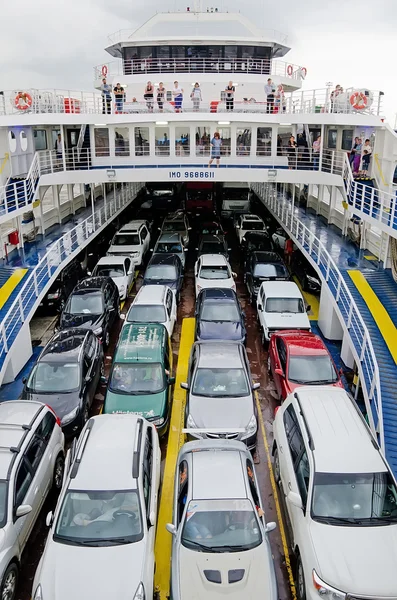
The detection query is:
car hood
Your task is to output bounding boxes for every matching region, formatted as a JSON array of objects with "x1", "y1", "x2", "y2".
[
  {"x1": 108, "y1": 244, "x2": 141, "y2": 254},
  {"x1": 37, "y1": 538, "x2": 145, "y2": 600},
  {"x1": 144, "y1": 278, "x2": 178, "y2": 290},
  {"x1": 264, "y1": 312, "x2": 311, "y2": 331},
  {"x1": 310, "y1": 519, "x2": 397, "y2": 595},
  {"x1": 104, "y1": 389, "x2": 167, "y2": 419},
  {"x1": 189, "y1": 393, "x2": 253, "y2": 430},
  {"x1": 60, "y1": 313, "x2": 103, "y2": 329},
  {"x1": 197, "y1": 320, "x2": 244, "y2": 342},
  {"x1": 178, "y1": 543, "x2": 277, "y2": 600},
  {"x1": 21, "y1": 391, "x2": 79, "y2": 420}
]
